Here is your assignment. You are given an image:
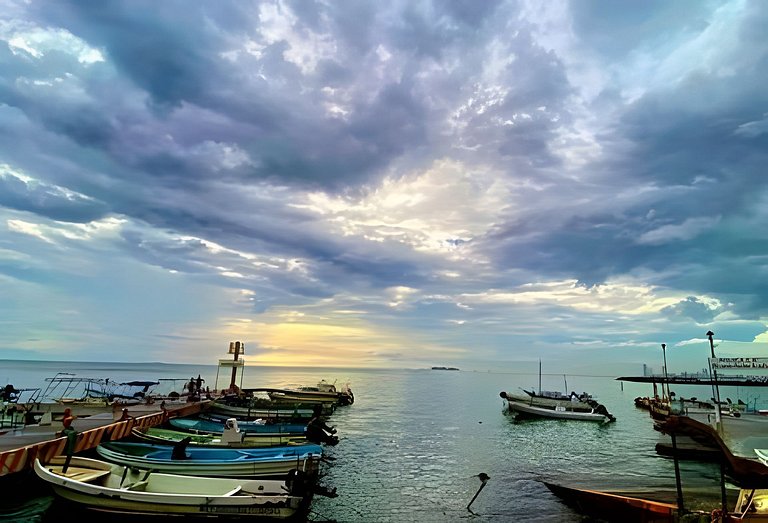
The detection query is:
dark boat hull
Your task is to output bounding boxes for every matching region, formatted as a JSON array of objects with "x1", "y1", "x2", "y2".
[{"x1": 544, "y1": 482, "x2": 680, "y2": 523}]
